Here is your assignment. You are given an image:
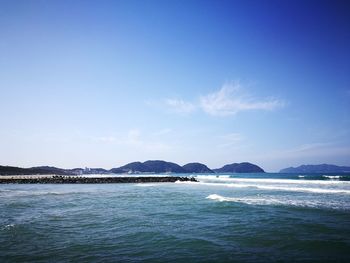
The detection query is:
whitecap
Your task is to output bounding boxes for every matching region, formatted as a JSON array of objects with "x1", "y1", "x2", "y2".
[
  {"x1": 136, "y1": 183, "x2": 158, "y2": 187},
  {"x1": 197, "y1": 175, "x2": 230, "y2": 180},
  {"x1": 178, "y1": 181, "x2": 350, "y2": 194},
  {"x1": 206, "y1": 194, "x2": 235, "y2": 202},
  {"x1": 323, "y1": 175, "x2": 341, "y2": 179},
  {"x1": 1, "y1": 224, "x2": 15, "y2": 230},
  {"x1": 206, "y1": 194, "x2": 286, "y2": 205},
  {"x1": 245, "y1": 184, "x2": 350, "y2": 194},
  {"x1": 206, "y1": 194, "x2": 349, "y2": 210},
  {"x1": 197, "y1": 176, "x2": 350, "y2": 185}
]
